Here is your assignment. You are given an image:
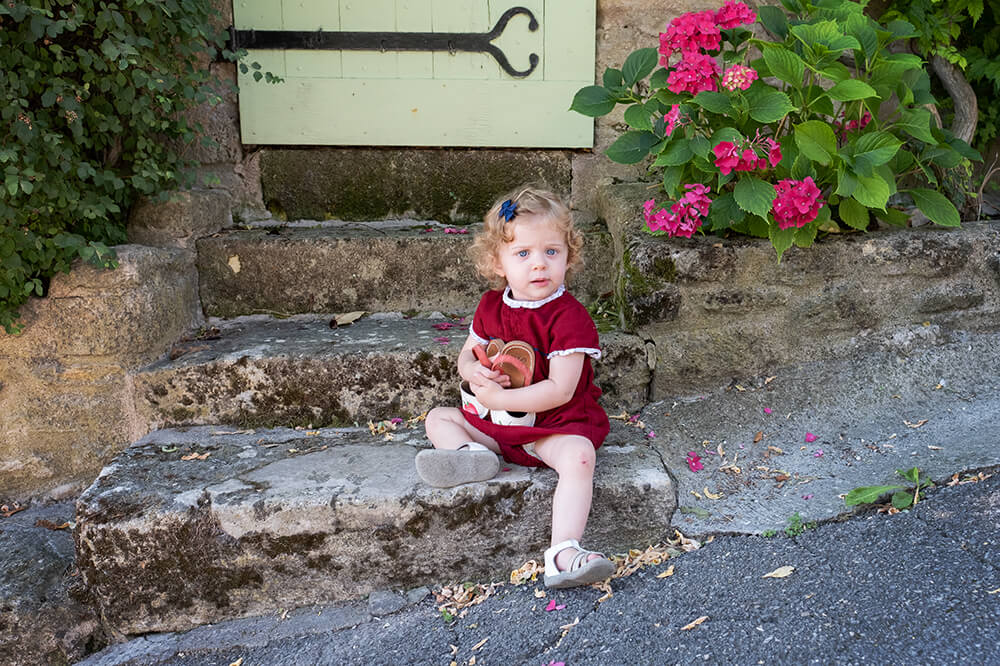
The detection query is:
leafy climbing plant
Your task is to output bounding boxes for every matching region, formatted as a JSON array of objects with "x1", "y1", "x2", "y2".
[
  {"x1": 881, "y1": 0, "x2": 1000, "y2": 153},
  {"x1": 0, "y1": 0, "x2": 261, "y2": 333}
]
